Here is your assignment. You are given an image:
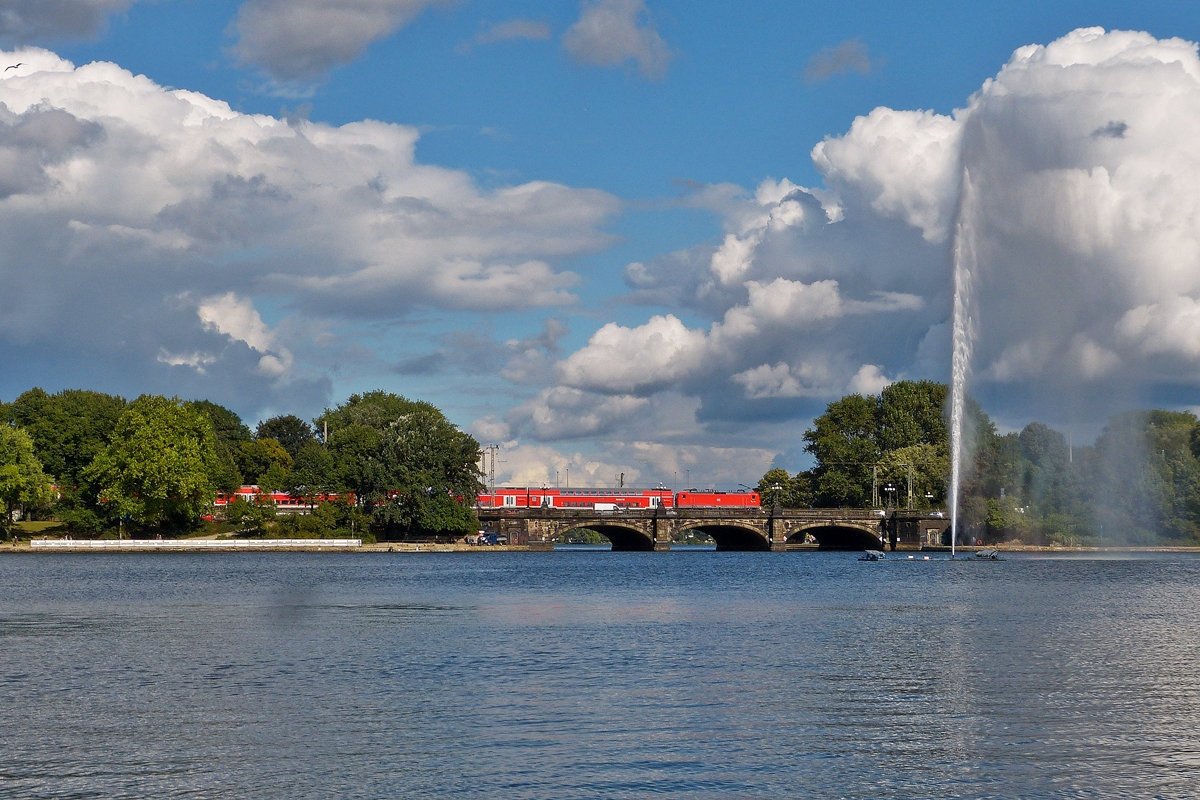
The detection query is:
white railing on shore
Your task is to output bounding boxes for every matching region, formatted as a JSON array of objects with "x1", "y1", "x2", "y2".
[{"x1": 31, "y1": 538, "x2": 361, "y2": 549}]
